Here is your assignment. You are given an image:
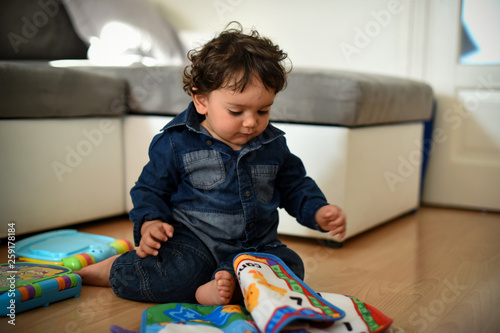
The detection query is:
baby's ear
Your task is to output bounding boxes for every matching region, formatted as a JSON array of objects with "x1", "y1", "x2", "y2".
[{"x1": 192, "y1": 93, "x2": 209, "y2": 115}]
